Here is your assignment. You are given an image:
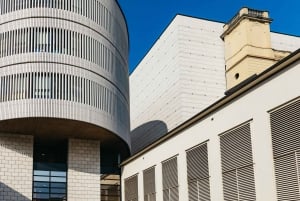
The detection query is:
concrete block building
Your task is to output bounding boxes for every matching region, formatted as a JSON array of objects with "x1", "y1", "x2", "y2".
[{"x1": 123, "y1": 8, "x2": 300, "y2": 201}]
